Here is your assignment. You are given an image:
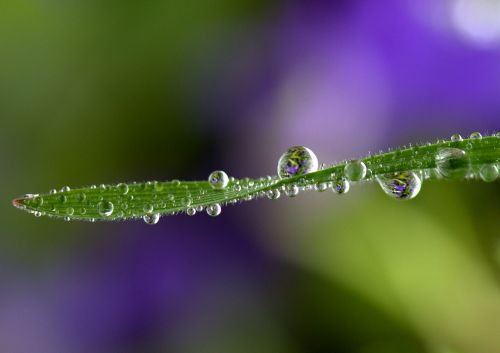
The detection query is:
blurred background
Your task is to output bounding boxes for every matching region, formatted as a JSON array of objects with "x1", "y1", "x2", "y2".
[{"x1": 1, "y1": 0, "x2": 499, "y2": 352}]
